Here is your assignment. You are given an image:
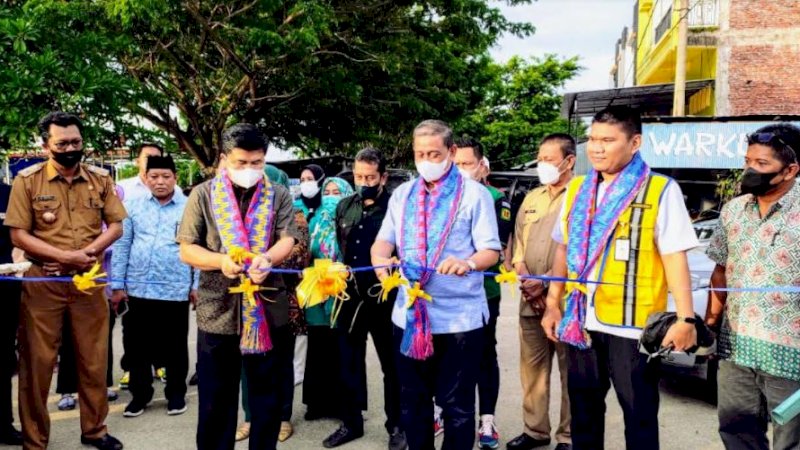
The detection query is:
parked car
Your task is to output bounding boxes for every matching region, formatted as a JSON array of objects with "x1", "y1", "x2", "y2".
[
  {"x1": 487, "y1": 170, "x2": 540, "y2": 222},
  {"x1": 663, "y1": 233, "x2": 719, "y2": 403}
]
